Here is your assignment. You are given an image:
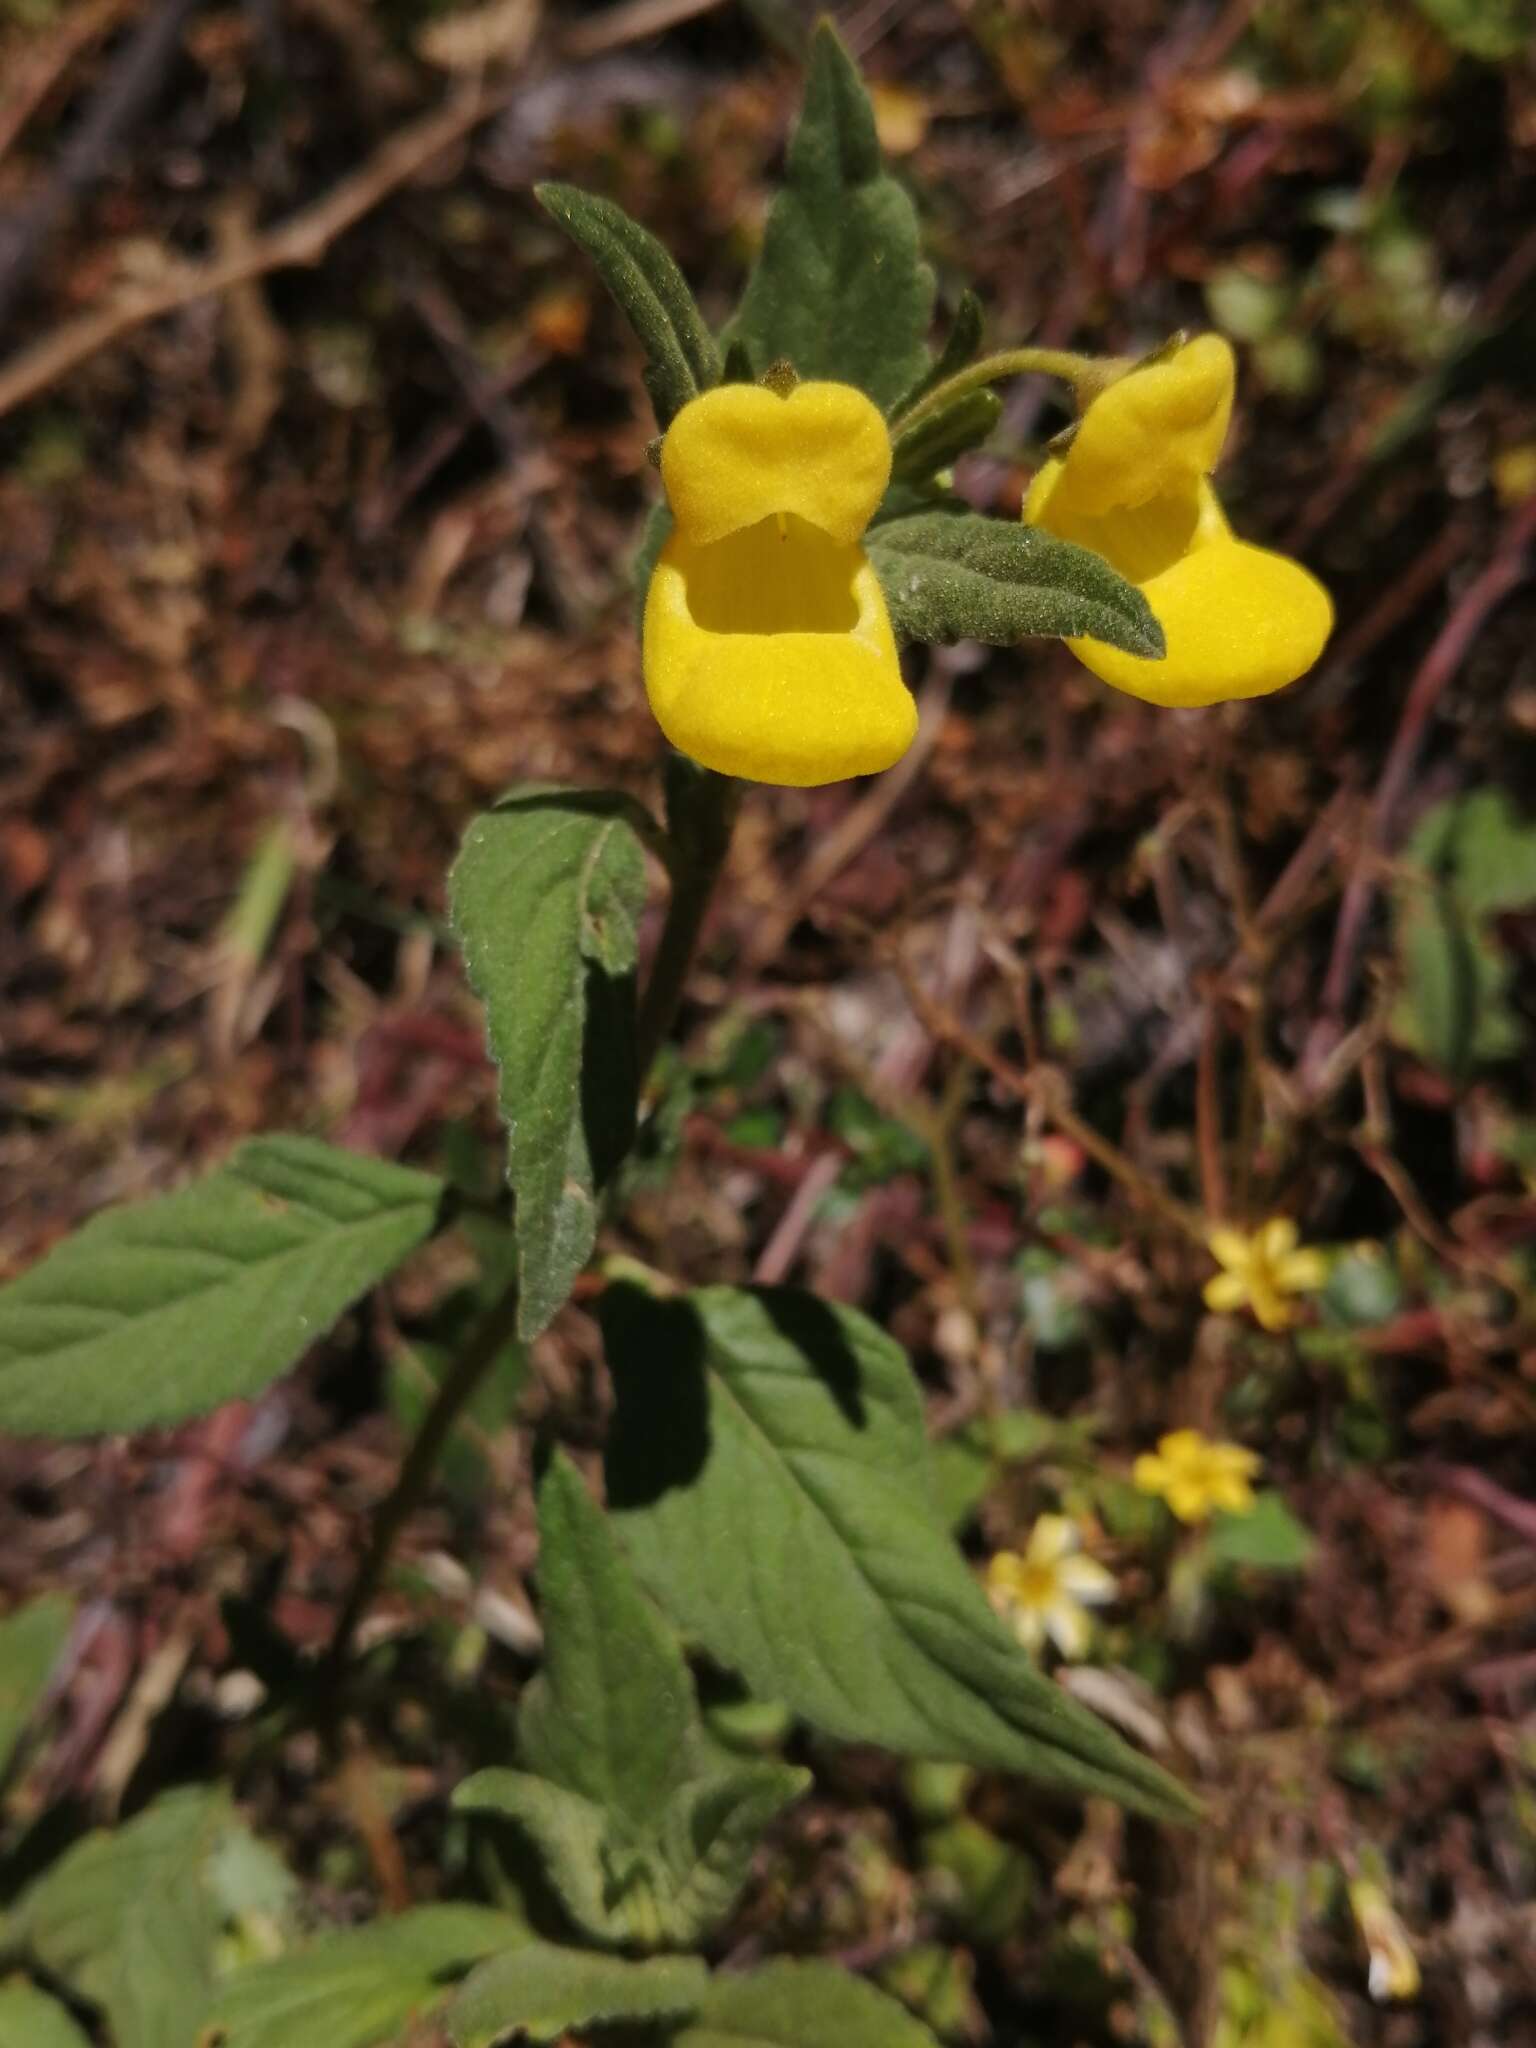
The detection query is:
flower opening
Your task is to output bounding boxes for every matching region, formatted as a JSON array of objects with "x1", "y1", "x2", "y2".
[
  {"x1": 644, "y1": 380, "x2": 916, "y2": 786},
  {"x1": 1024, "y1": 334, "x2": 1333, "y2": 707}
]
